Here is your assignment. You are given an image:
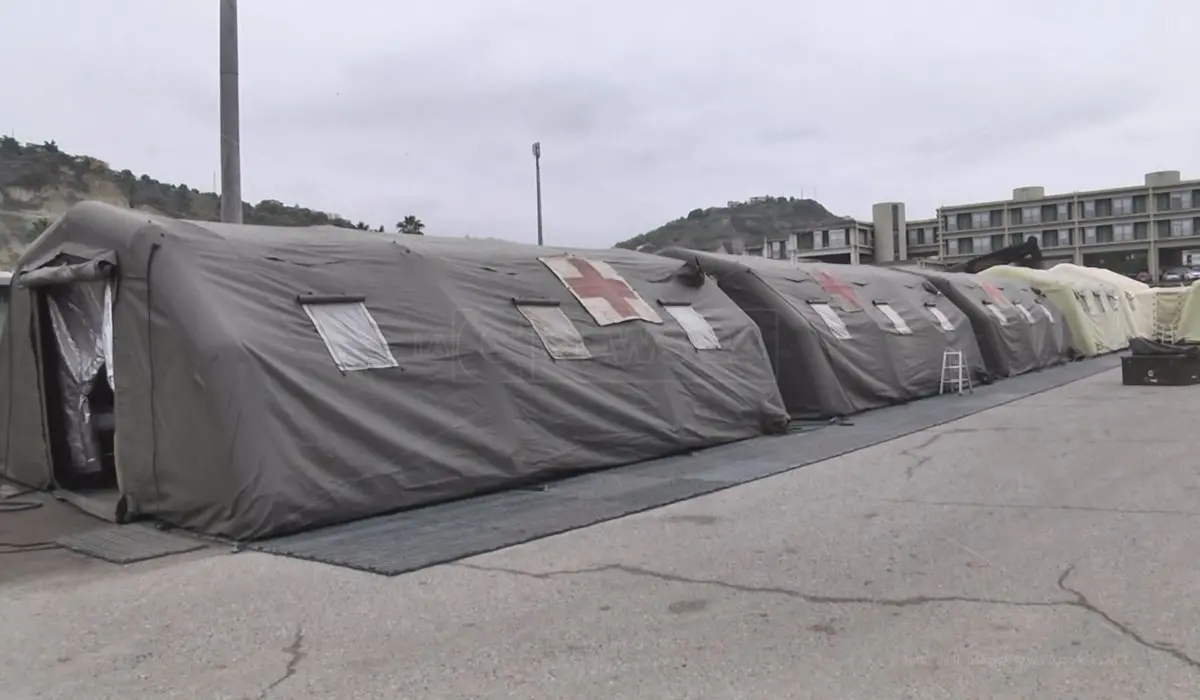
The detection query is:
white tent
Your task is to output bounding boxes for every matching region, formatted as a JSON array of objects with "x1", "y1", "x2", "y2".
[
  {"x1": 979, "y1": 265, "x2": 1129, "y2": 356},
  {"x1": 1048, "y1": 263, "x2": 1149, "y2": 339}
]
